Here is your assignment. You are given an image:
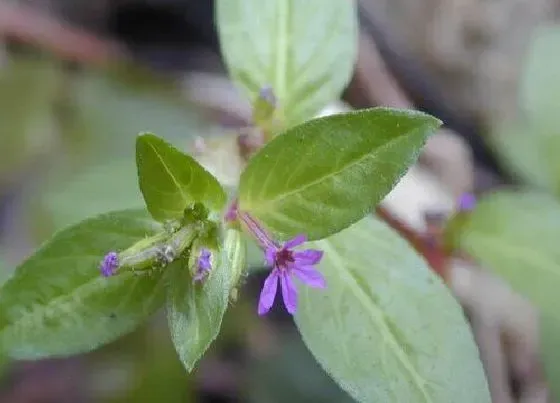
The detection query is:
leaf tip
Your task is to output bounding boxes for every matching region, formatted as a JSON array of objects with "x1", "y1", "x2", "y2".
[
  {"x1": 429, "y1": 116, "x2": 444, "y2": 130},
  {"x1": 136, "y1": 131, "x2": 157, "y2": 143}
]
